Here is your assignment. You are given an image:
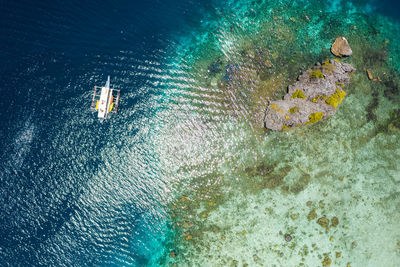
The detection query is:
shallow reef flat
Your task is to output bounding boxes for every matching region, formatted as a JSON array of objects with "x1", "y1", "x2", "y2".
[{"x1": 154, "y1": 0, "x2": 400, "y2": 266}]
